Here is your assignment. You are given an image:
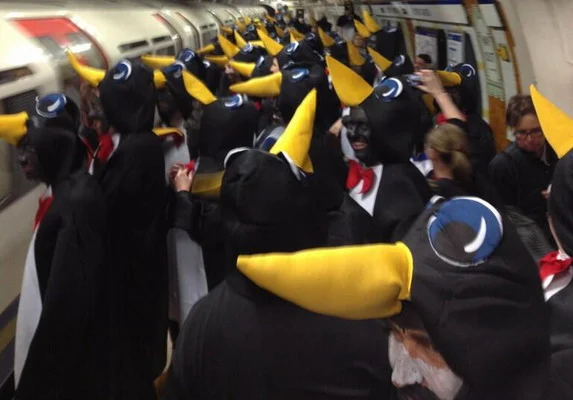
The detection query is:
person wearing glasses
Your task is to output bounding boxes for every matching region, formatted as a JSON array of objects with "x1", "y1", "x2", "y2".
[{"x1": 489, "y1": 94, "x2": 558, "y2": 243}]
